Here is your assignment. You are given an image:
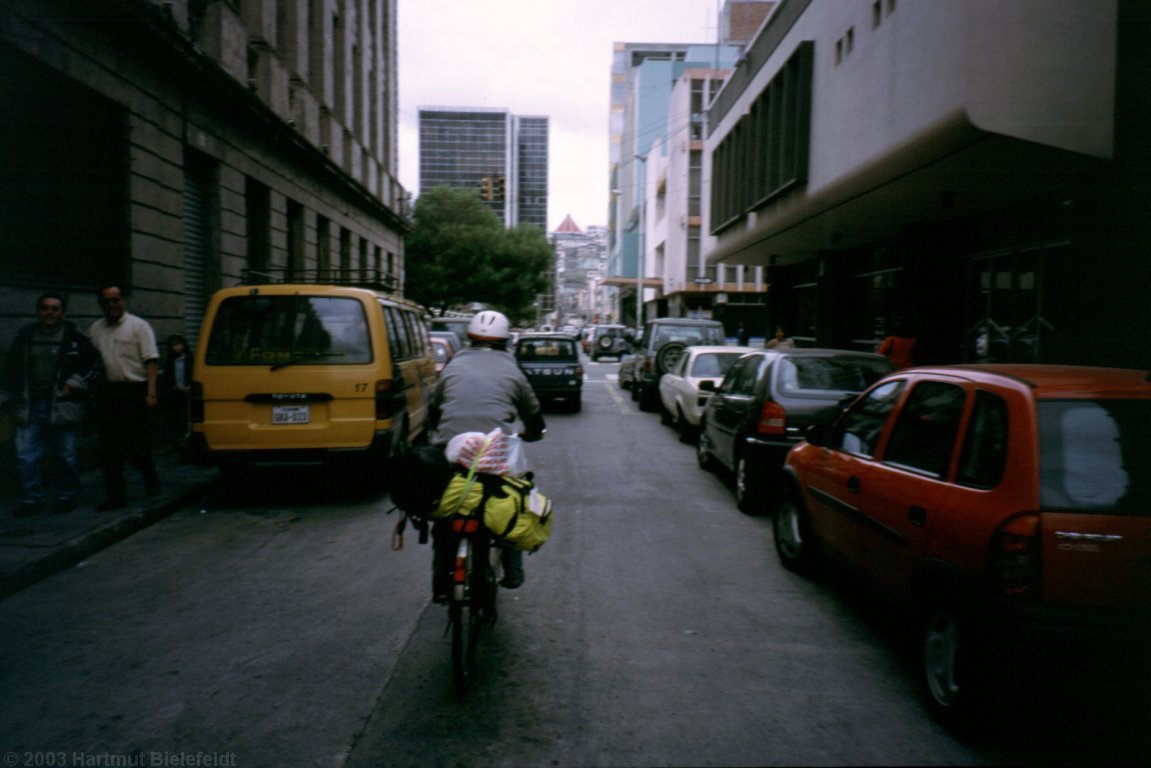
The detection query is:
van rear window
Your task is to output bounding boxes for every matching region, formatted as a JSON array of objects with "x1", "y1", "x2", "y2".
[{"x1": 204, "y1": 296, "x2": 372, "y2": 366}]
